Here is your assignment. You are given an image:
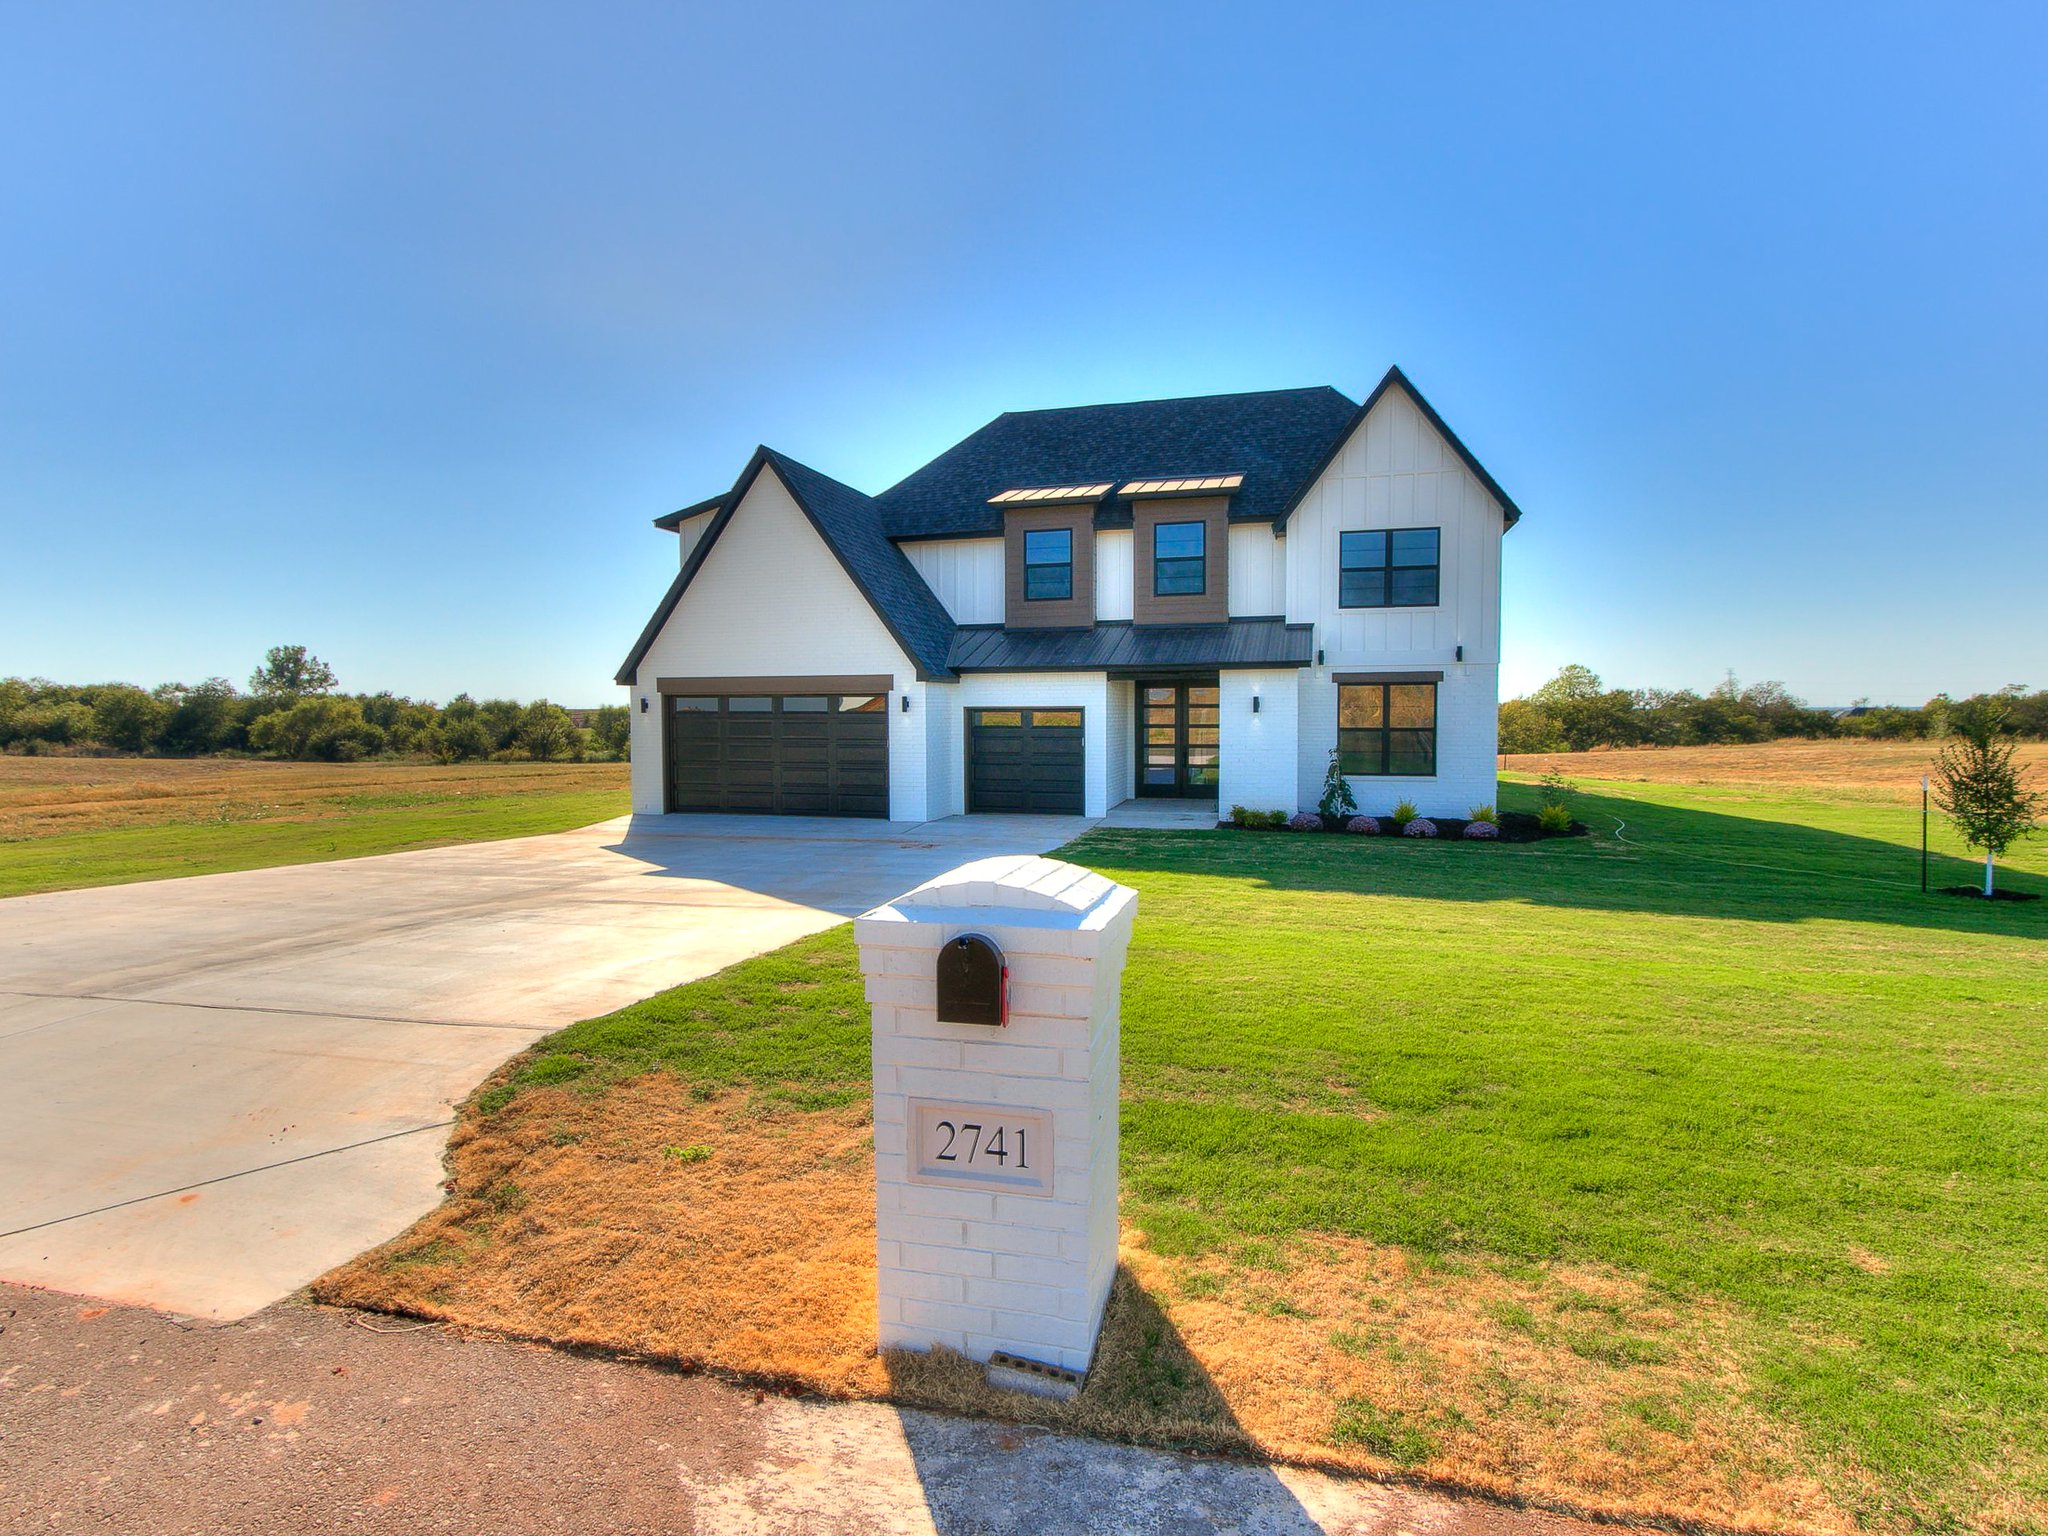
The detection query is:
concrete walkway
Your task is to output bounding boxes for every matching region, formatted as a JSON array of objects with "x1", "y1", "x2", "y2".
[
  {"x1": 0, "y1": 812, "x2": 1088, "y2": 1319},
  {"x1": 0, "y1": 1283, "x2": 1600, "y2": 1536}
]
